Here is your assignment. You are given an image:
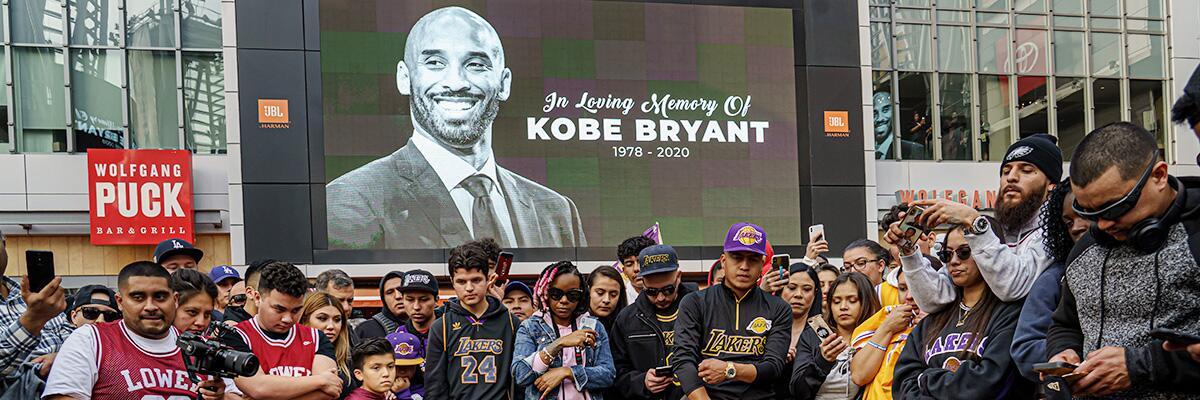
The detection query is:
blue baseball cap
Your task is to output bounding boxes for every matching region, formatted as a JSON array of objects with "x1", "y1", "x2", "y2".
[
  {"x1": 153, "y1": 238, "x2": 204, "y2": 264},
  {"x1": 504, "y1": 281, "x2": 533, "y2": 297},
  {"x1": 209, "y1": 265, "x2": 241, "y2": 285},
  {"x1": 723, "y1": 222, "x2": 768, "y2": 255},
  {"x1": 638, "y1": 244, "x2": 679, "y2": 277}
]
